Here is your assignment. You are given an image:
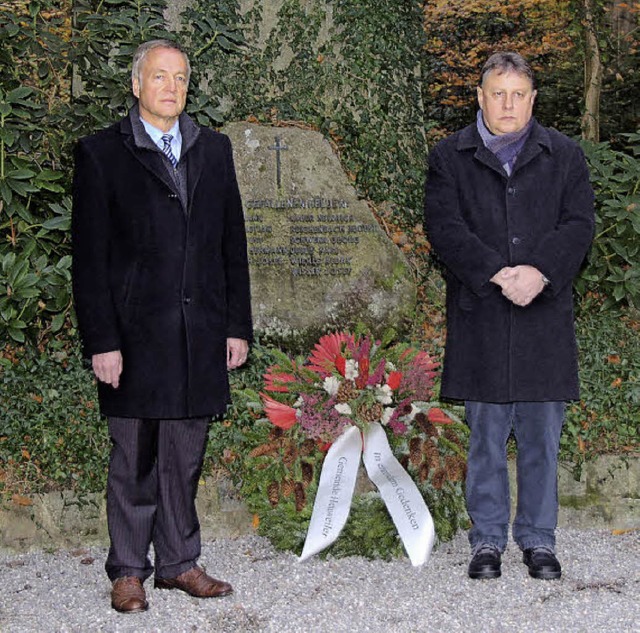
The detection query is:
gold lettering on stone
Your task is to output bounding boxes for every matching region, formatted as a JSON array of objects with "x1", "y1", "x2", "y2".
[{"x1": 245, "y1": 197, "x2": 356, "y2": 277}]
